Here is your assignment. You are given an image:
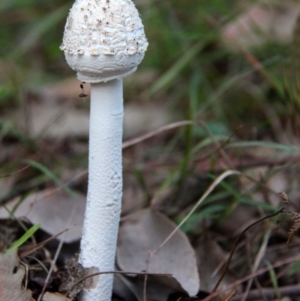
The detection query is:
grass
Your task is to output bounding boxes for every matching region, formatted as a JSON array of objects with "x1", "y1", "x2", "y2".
[
  {"x1": 1, "y1": 0, "x2": 300, "y2": 299},
  {"x1": 5, "y1": 223, "x2": 40, "y2": 254}
]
